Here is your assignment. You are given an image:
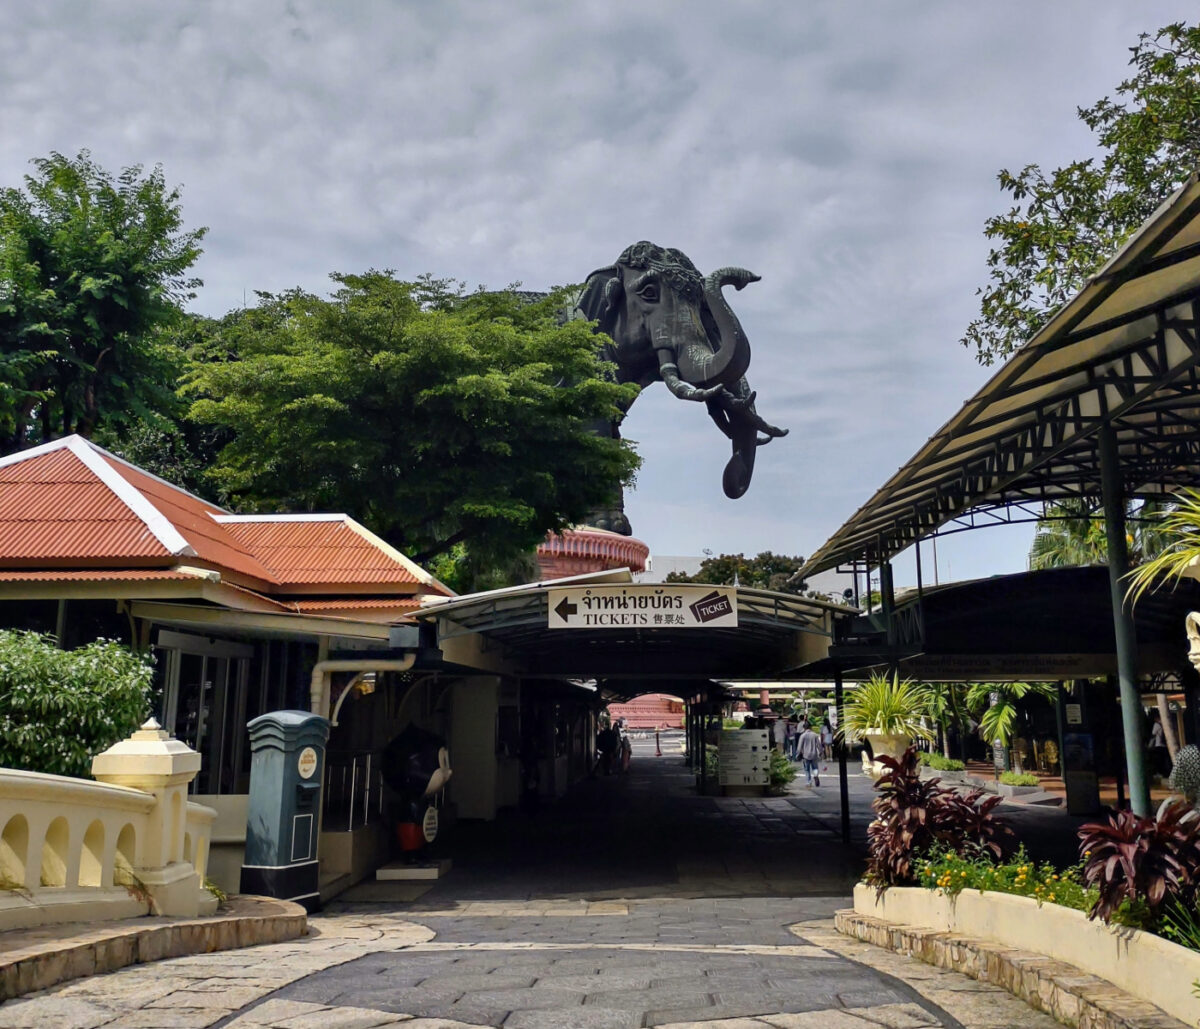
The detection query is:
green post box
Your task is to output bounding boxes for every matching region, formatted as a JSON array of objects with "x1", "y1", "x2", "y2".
[{"x1": 240, "y1": 710, "x2": 329, "y2": 910}]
